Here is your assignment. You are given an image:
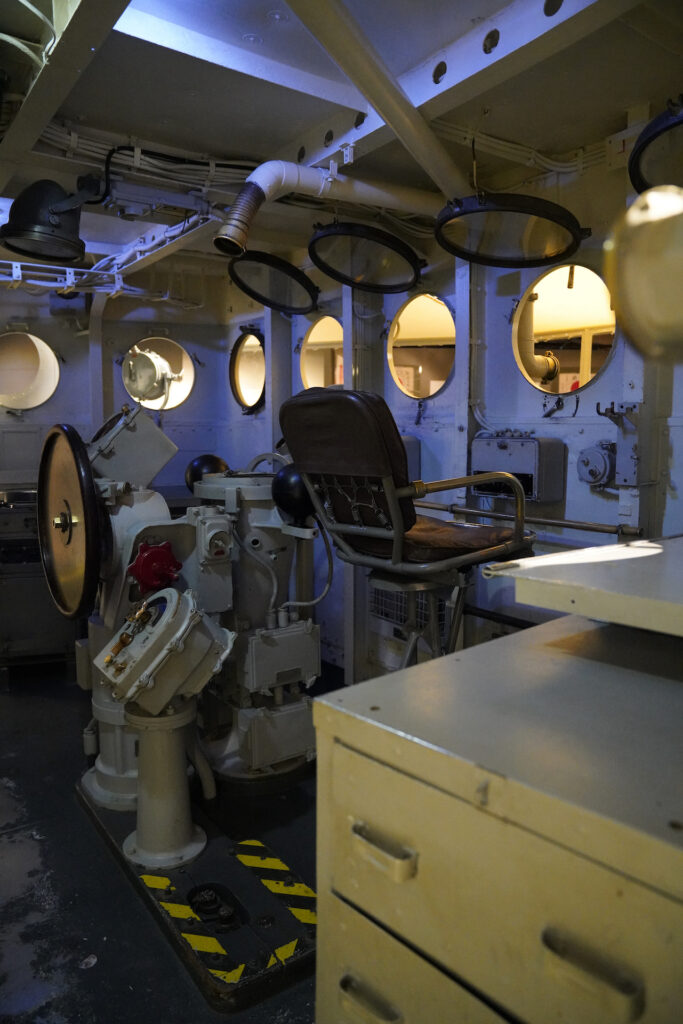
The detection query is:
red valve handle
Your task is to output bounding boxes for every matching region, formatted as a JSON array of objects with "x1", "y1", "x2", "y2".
[{"x1": 127, "y1": 541, "x2": 182, "y2": 595}]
